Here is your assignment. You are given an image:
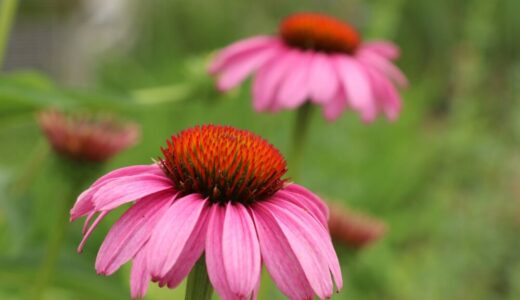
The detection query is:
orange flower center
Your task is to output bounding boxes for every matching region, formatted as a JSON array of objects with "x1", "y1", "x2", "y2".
[
  {"x1": 280, "y1": 13, "x2": 361, "y2": 54},
  {"x1": 160, "y1": 125, "x2": 287, "y2": 205}
]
